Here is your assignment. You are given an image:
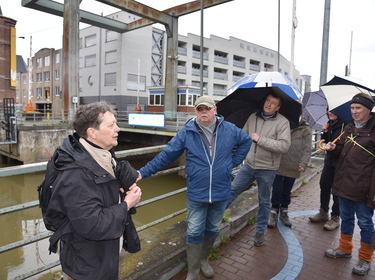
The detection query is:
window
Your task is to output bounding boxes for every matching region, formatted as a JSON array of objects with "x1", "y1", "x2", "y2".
[
  {"x1": 36, "y1": 57, "x2": 42, "y2": 68},
  {"x1": 55, "y1": 53, "x2": 60, "y2": 63},
  {"x1": 55, "y1": 86, "x2": 60, "y2": 96},
  {"x1": 37, "y1": 88, "x2": 42, "y2": 98},
  {"x1": 178, "y1": 93, "x2": 199, "y2": 106},
  {"x1": 105, "y1": 73, "x2": 116, "y2": 86},
  {"x1": 36, "y1": 73, "x2": 42, "y2": 82},
  {"x1": 127, "y1": 73, "x2": 146, "y2": 90},
  {"x1": 106, "y1": 30, "x2": 118, "y2": 42},
  {"x1": 44, "y1": 56, "x2": 50, "y2": 67},
  {"x1": 85, "y1": 55, "x2": 96, "y2": 67},
  {"x1": 105, "y1": 51, "x2": 117, "y2": 64},
  {"x1": 85, "y1": 35, "x2": 96, "y2": 47},
  {"x1": 22, "y1": 75, "x2": 26, "y2": 84},
  {"x1": 45, "y1": 87, "x2": 51, "y2": 99},
  {"x1": 44, "y1": 71, "x2": 50, "y2": 82},
  {"x1": 55, "y1": 69, "x2": 60, "y2": 80},
  {"x1": 149, "y1": 94, "x2": 164, "y2": 105}
]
